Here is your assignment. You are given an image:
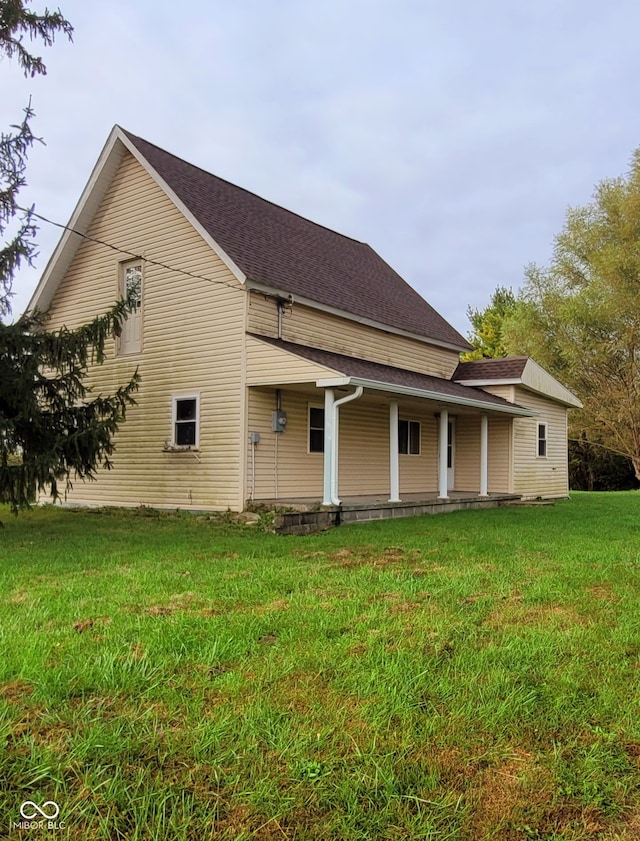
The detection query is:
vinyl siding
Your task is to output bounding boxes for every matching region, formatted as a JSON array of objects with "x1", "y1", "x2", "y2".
[
  {"x1": 42, "y1": 151, "x2": 246, "y2": 511},
  {"x1": 247, "y1": 292, "x2": 460, "y2": 378},
  {"x1": 450, "y1": 414, "x2": 512, "y2": 494},
  {"x1": 247, "y1": 389, "x2": 455, "y2": 501},
  {"x1": 245, "y1": 335, "x2": 340, "y2": 385},
  {"x1": 512, "y1": 389, "x2": 569, "y2": 499}
]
